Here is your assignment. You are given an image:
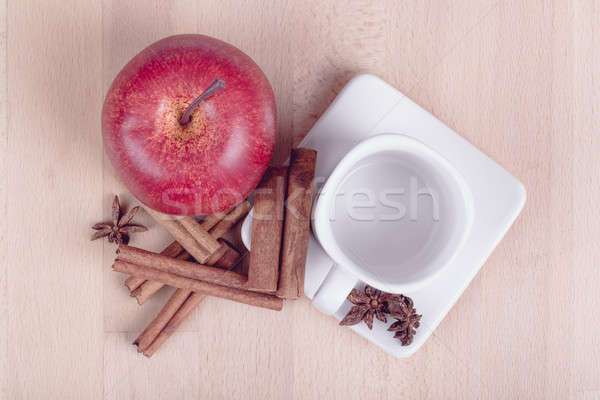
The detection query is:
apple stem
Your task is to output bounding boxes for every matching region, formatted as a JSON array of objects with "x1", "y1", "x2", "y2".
[{"x1": 179, "y1": 78, "x2": 226, "y2": 125}]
